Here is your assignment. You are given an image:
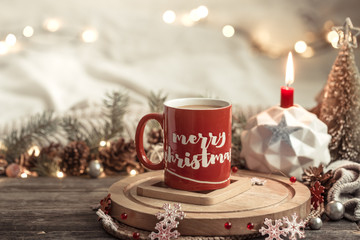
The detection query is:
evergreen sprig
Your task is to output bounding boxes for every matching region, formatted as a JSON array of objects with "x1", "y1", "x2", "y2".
[
  {"x1": 232, "y1": 110, "x2": 247, "y2": 152},
  {"x1": 61, "y1": 116, "x2": 87, "y2": 142},
  {"x1": 32, "y1": 154, "x2": 60, "y2": 177},
  {"x1": 148, "y1": 91, "x2": 167, "y2": 113},
  {"x1": 60, "y1": 90, "x2": 129, "y2": 154},
  {"x1": 3, "y1": 111, "x2": 58, "y2": 163},
  {"x1": 231, "y1": 110, "x2": 248, "y2": 168},
  {"x1": 102, "y1": 91, "x2": 129, "y2": 140},
  {"x1": 147, "y1": 91, "x2": 167, "y2": 129}
]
